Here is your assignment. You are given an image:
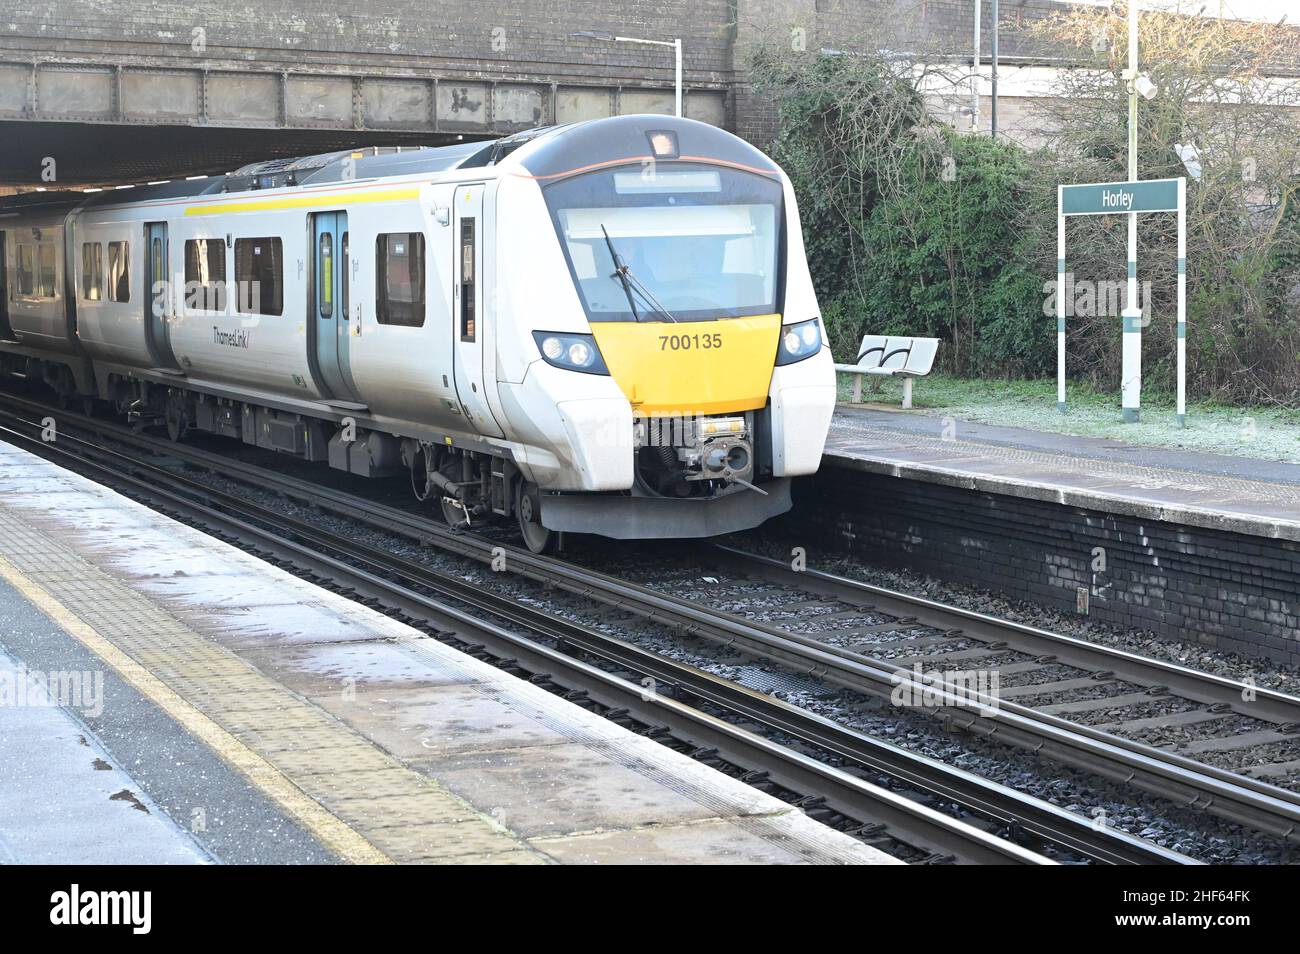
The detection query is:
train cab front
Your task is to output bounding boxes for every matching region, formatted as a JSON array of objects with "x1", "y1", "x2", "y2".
[{"x1": 498, "y1": 115, "x2": 836, "y2": 541}]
